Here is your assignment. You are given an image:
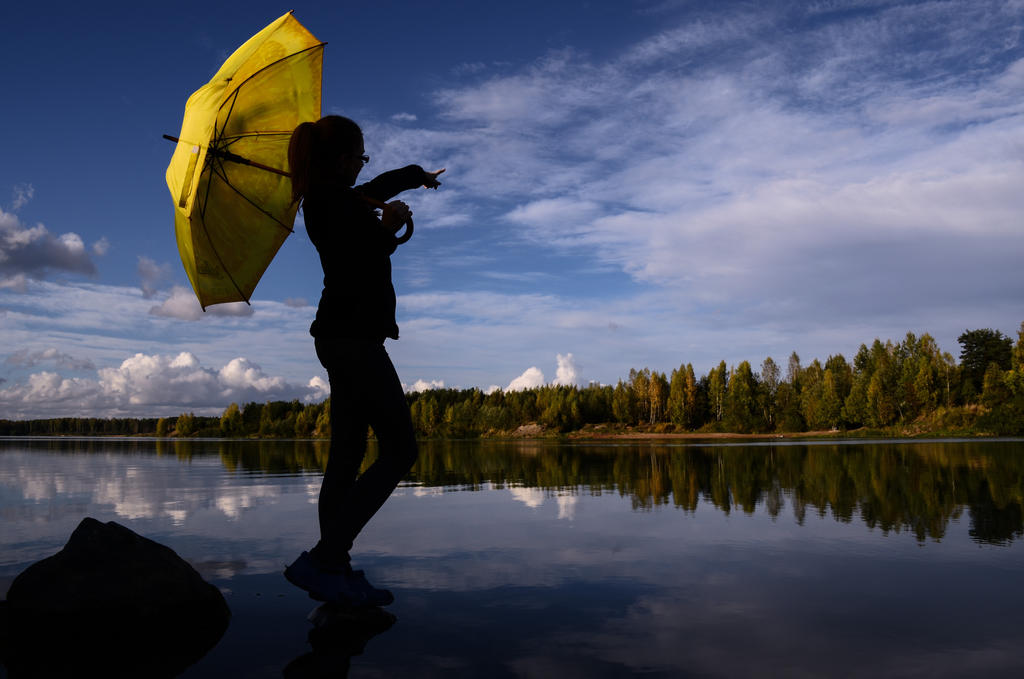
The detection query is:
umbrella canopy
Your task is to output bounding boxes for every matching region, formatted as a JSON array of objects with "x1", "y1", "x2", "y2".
[{"x1": 165, "y1": 12, "x2": 324, "y2": 309}]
